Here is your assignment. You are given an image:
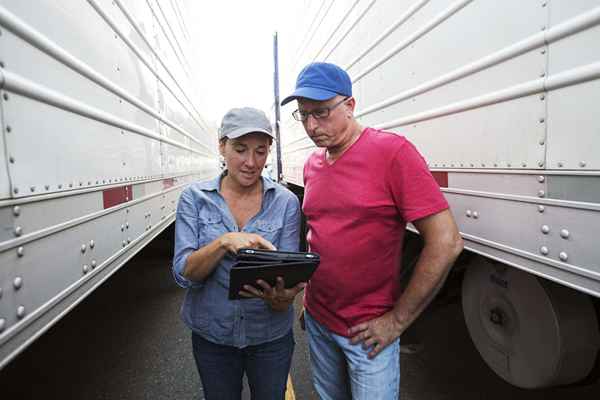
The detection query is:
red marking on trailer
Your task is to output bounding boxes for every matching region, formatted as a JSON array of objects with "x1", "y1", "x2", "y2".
[
  {"x1": 431, "y1": 172, "x2": 448, "y2": 188},
  {"x1": 103, "y1": 185, "x2": 132, "y2": 209},
  {"x1": 163, "y1": 178, "x2": 175, "y2": 189}
]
